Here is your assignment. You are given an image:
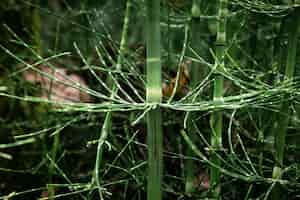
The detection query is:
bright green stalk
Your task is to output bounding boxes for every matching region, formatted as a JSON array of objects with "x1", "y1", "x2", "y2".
[
  {"x1": 210, "y1": 0, "x2": 227, "y2": 198},
  {"x1": 146, "y1": 0, "x2": 162, "y2": 200},
  {"x1": 94, "y1": 0, "x2": 132, "y2": 198},
  {"x1": 273, "y1": 9, "x2": 300, "y2": 178}
]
